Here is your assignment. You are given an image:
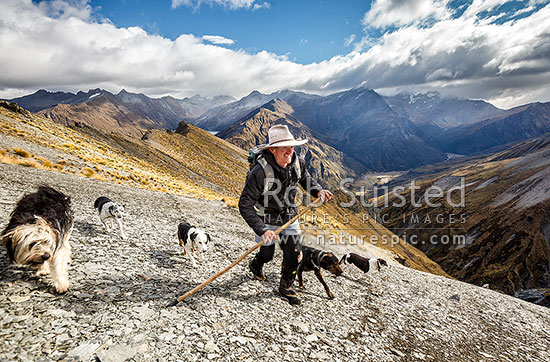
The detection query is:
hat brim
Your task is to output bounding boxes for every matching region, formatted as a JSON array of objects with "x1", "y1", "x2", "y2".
[{"x1": 258, "y1": 139, "x2": 308, "y2": 150}]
